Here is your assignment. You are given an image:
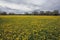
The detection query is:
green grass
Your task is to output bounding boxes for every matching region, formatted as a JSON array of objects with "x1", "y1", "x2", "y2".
[{"x1": 0, "y1": 16, "x2": 60, "y2": 40}]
